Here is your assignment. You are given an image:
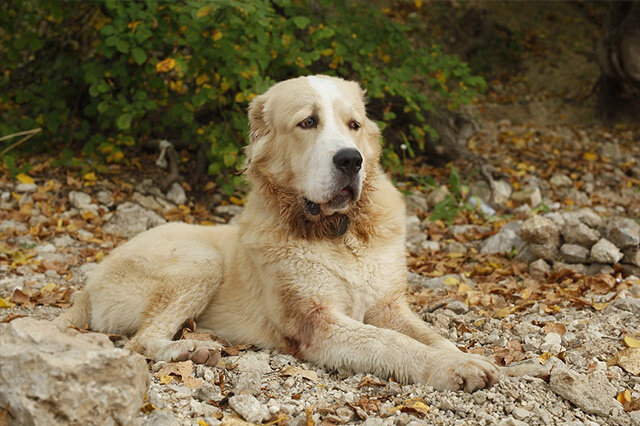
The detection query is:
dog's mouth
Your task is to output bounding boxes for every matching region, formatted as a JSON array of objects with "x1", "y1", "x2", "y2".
[{"x1": 304, "y1": 184, "x2": 357, "y2": 216}]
